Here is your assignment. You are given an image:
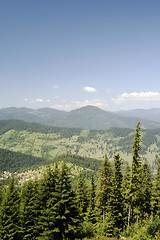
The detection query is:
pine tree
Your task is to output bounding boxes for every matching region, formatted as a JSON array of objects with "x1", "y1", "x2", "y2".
[
  {"x1": 86, "y1": 174, "x2": 96, "y2": 224},
  {"x1": 122, "y1": 162, "x2": 131, "y2": 228},
  {"x1": 20, "y1": 180, "x2": 39, "y2": 239},
  {"x1": 51, "y1": 162, "x2": 81, "y2": 239},
  {"x1": 37, "y1": 165, "x2": 60, "y2": 239},
  {"x1": 39, "y1": 163, "x2": 81, "y2": 240},
  {"x1": 112, "y1": 153, "x2": 124, "y2": 231},
  {"x1": 0, "y1": 176, "x2": 20, "y2": 239},
  {"x1": 96, "y1": 154, "x2": 113, "y2": 224},
  {"x1": 139, "y1": 162, "x2": 152, "y2": 219},
  {"x1": 129, "y1": 122, "x2": 143, "y2": 225},
  {"x1": 76, "y1": 171, "x2": 88, "y2": 218},
  {"x1": 152, "y1": 158, "x2": 160, "y2": 217}
]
